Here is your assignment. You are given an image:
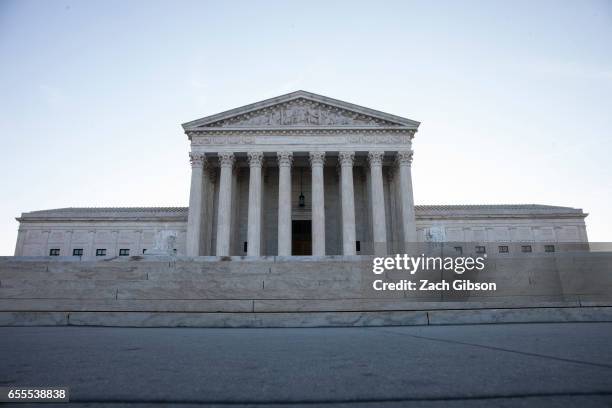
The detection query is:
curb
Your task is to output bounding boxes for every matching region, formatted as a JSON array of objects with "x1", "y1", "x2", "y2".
[{"x1": 1, "y1": 306, "x2": 612, "y2": 328}]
